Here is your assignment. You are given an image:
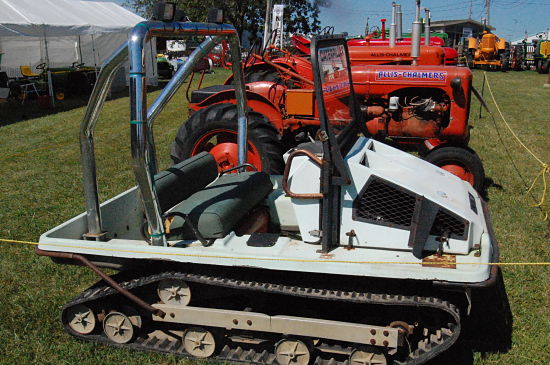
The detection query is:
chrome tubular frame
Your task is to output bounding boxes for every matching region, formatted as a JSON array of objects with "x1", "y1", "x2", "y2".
[
  {"x1": 146, "y1": 35, "x2": 222, "y2": 173},
  {"x1": 80, "y1": 43, "x2": 128, "y2": 239},
  {"x1": 128, "y1": 21, "x2": 245, "y2": 246},
  {"x1": 79, "y1": 21, "x2": 246, "y2": 246}
]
